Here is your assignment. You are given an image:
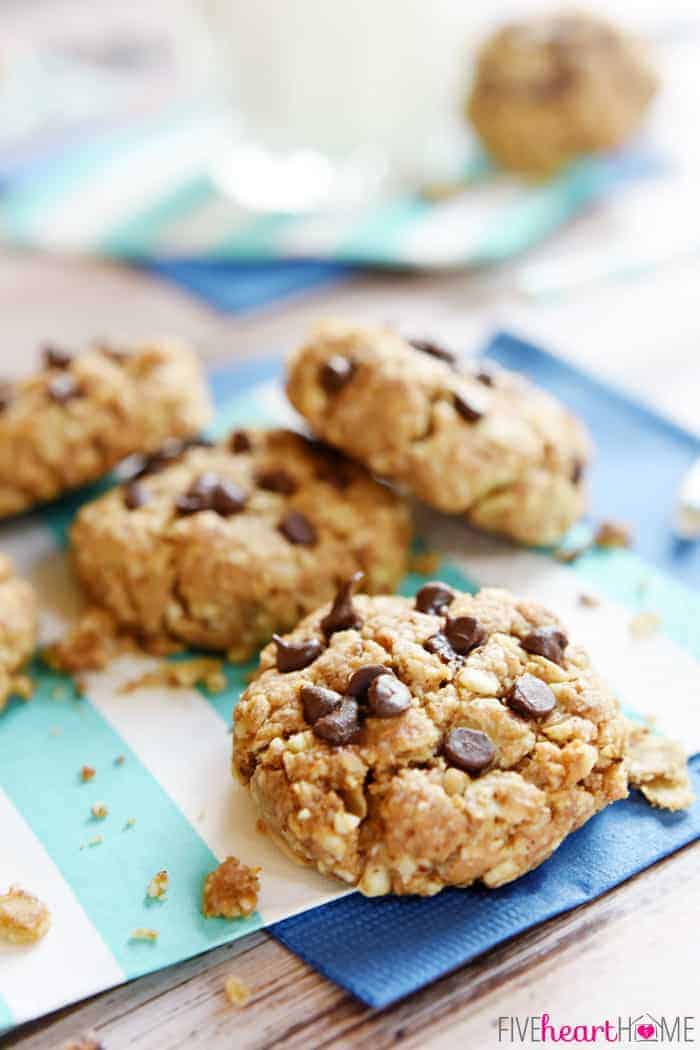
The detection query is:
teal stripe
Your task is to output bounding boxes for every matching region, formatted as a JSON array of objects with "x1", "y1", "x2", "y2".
[
  {"x1": 0, "y1": 664, "x2": 260, "y2": 977},
  {"x1": 101, "y1": 175, "x2": 215, "y2": 257},
  {"x1": 0, "y1": 995, "x2": 13, "y2": 1034},
  {"x1": 335, "y1": 195, "x2": 430, "y2": 263},
  {"x1": 211, "y1": 214, "x2": 297, "y2": 259}
]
